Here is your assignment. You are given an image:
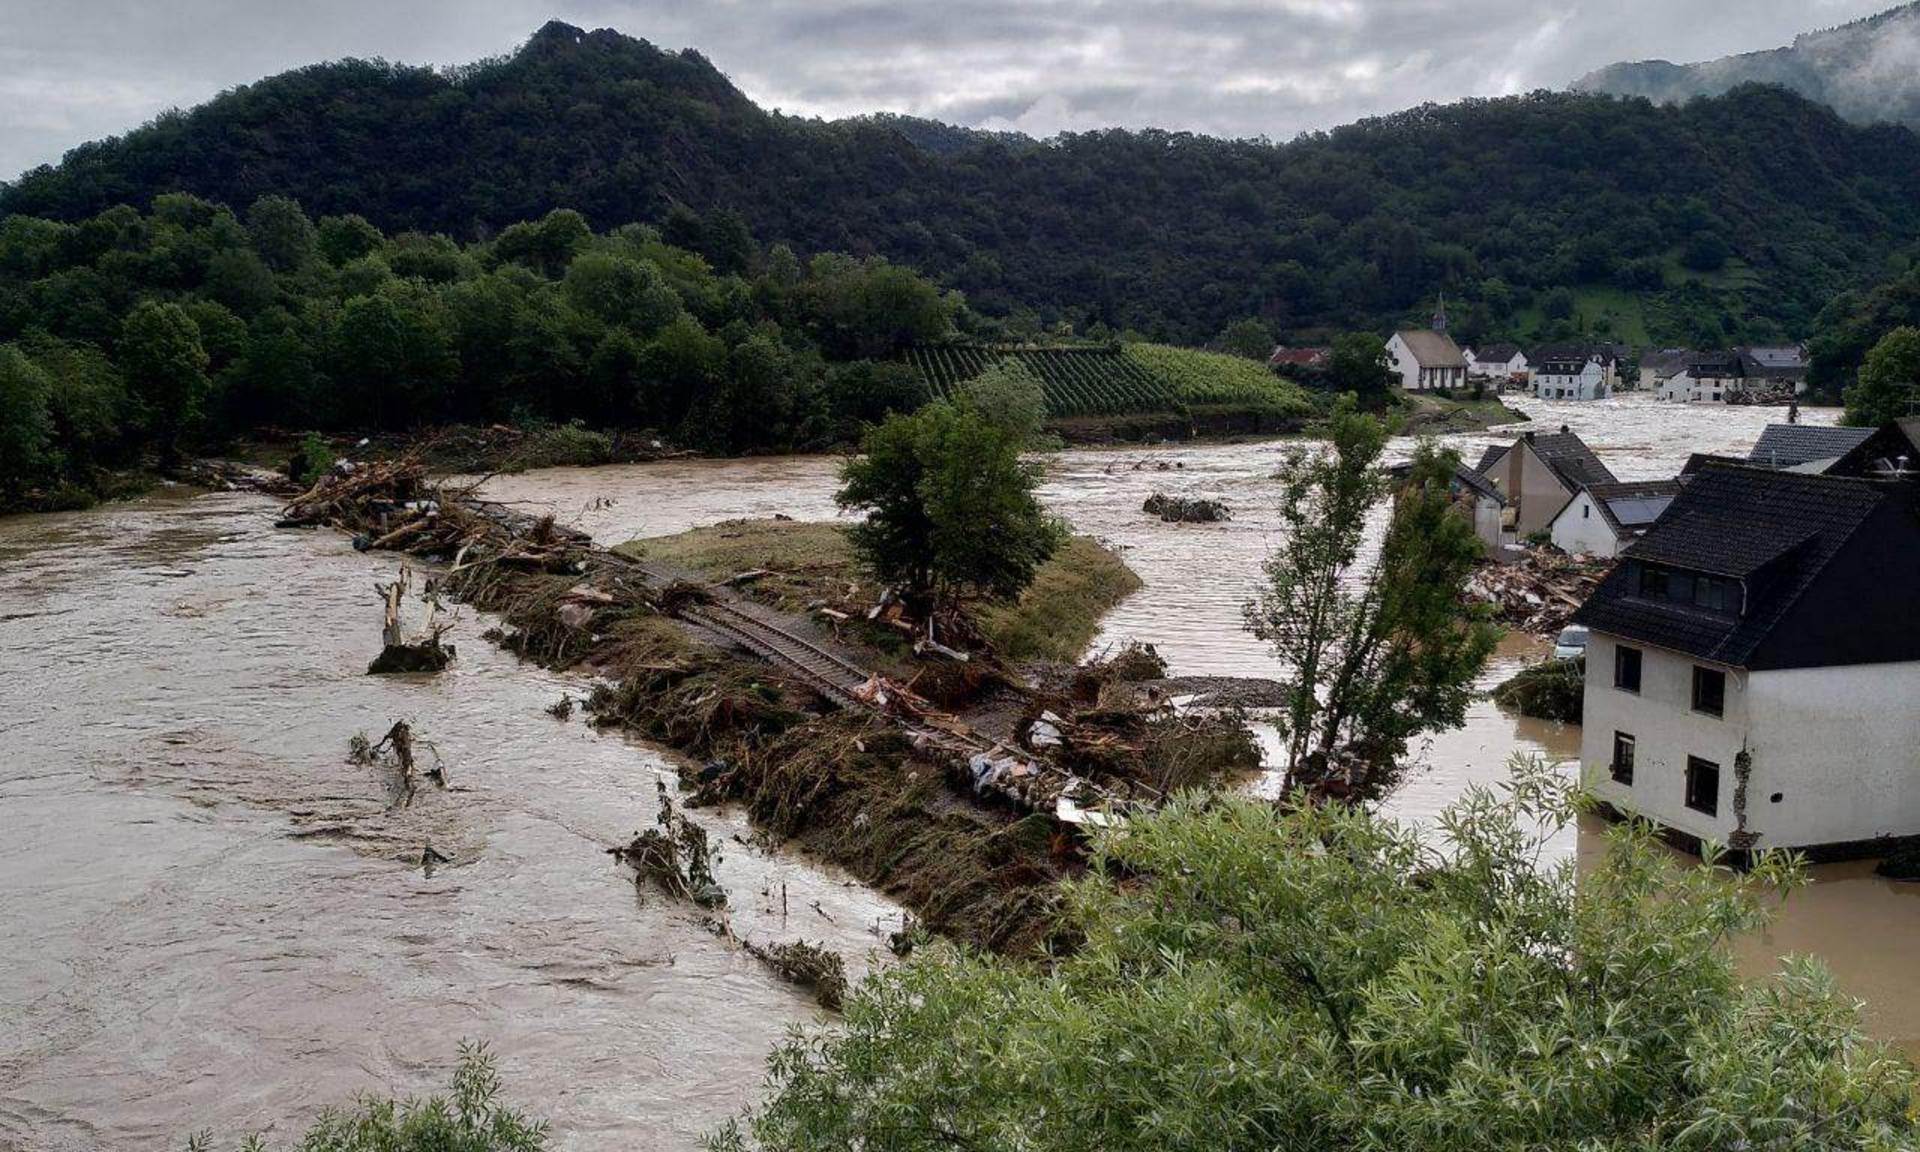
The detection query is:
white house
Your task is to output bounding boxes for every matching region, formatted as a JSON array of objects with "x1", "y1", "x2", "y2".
[
  {"x1": 1531, "y1": 344, "x2": 1617, "y2": 401},
  {"x1": 1640, "y1": 349, "x2": 1692, "y2": 399},
  {"x1": 1474, "y1": 426, "x2": 1618, "y2": 537},
  {"x1": 1548, "y1": 479, "x2": 1681, "y2": 558},
  {"x1": 1573, "y1": 464, "x2": 1920, "y2": 856},
  {"x1": 1662, "y1": 352, "x2": 1745, "y2": 403},
  {"x1": 1466, "y1": 343, "x2": 1530, "y2": 385},
  {"x1": 1386, "y1": 329, "x2": 1467, "y2": 392},
  {"x1": 1735, "y1": 345, "x2": 1811, "y2": 397}
]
